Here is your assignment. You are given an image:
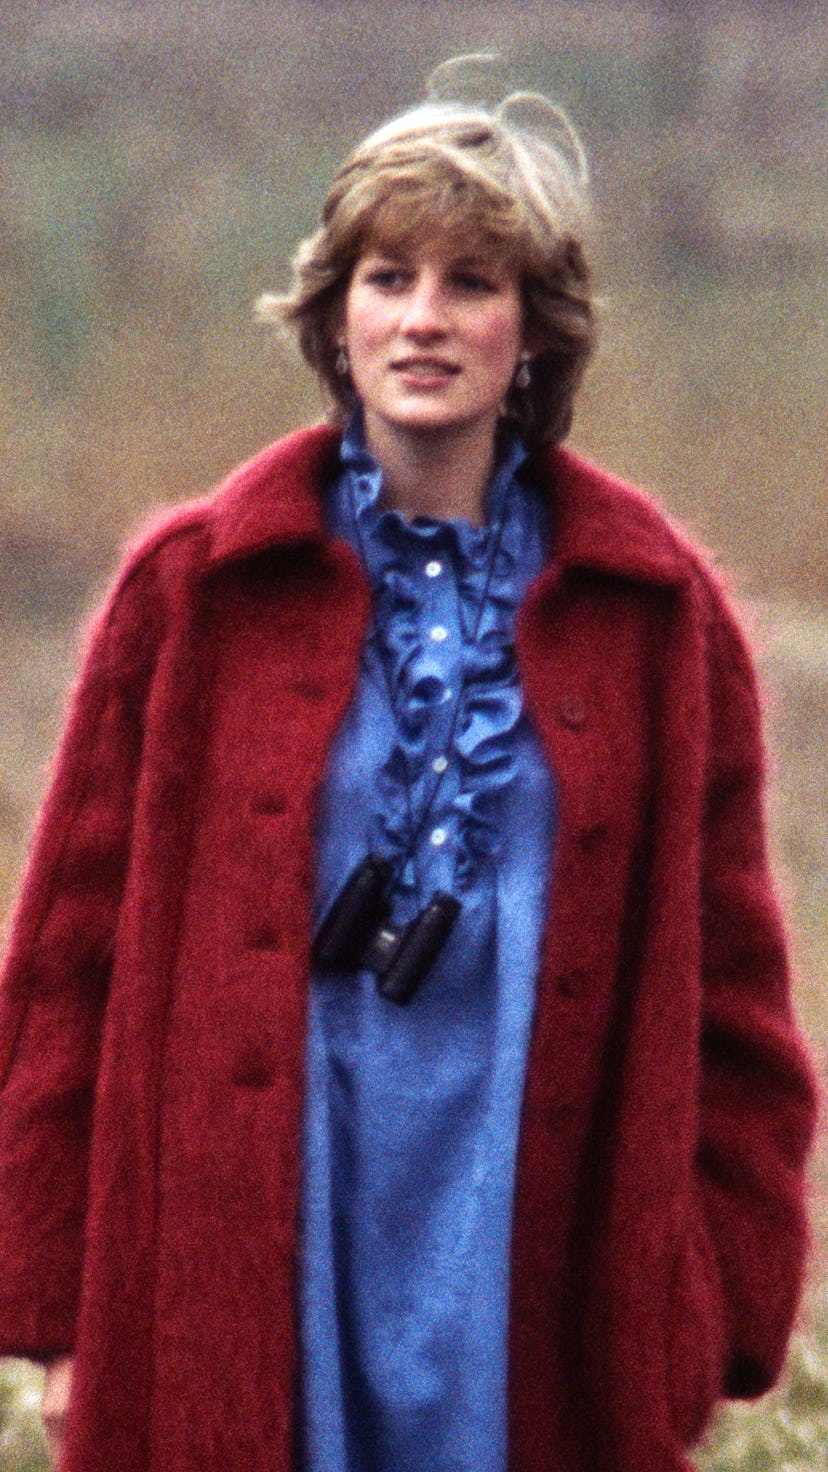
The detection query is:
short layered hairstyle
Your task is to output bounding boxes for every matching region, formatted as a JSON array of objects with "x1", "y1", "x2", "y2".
[{"x1": 259, "y1": 84, "x2": 596, "y2": 445}]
